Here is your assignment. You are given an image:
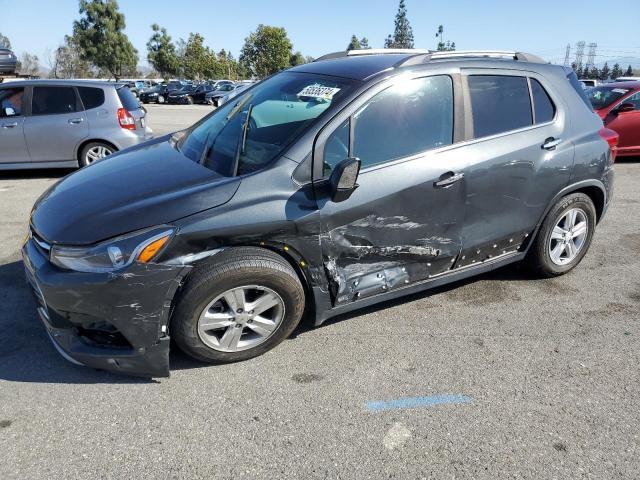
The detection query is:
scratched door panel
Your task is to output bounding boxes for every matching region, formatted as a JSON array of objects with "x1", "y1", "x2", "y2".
[{"x1": 319, "y1": 150, "x2": 466, "y2": 305}]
